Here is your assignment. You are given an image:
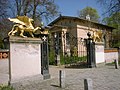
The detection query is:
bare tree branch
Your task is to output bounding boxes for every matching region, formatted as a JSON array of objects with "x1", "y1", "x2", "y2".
[{"x1": 97, "y1": 0, "x2": 120, "y2": 16}]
